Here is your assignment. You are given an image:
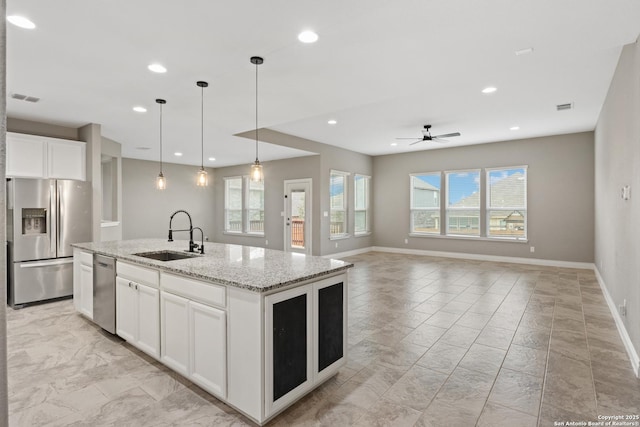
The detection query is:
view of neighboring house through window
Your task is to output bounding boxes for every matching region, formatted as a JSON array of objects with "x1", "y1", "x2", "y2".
[
  {"x1": 446, "y1": 170, "x2": 480, "y2": 236},
  {"x1": 330, "y1": 170, "x2": 349, "y2": 238},
  {"x1": 224, "y1": 176, "x2": 265, "y2": 235},
  {"x1": 354, "y1": 174, "x2": 371, "y2": 235},
  {"x1": 410, "y1": 173, "x2": 441, "y2": 234},
  {"x1": 487, "y1": 166, "x2": 527, "y2": 239}
]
